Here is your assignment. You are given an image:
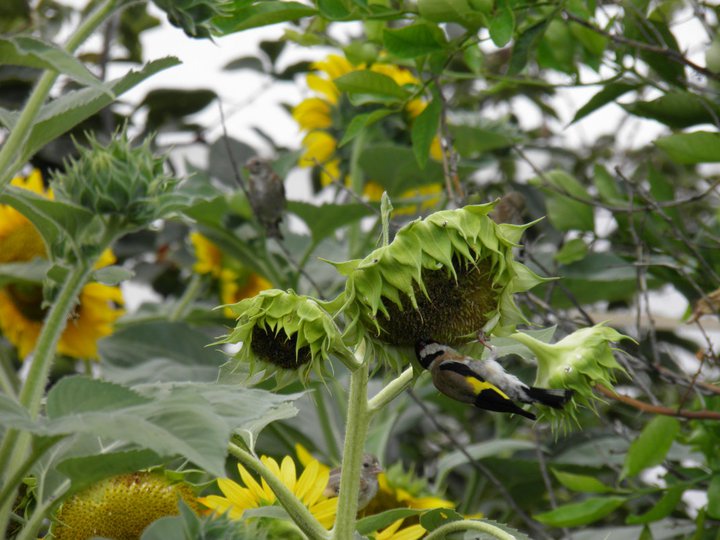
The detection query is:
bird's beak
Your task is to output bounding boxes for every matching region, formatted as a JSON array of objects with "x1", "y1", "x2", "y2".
[{"x1": 371, "y1": 463, "x2": 384, "y2": 475}]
